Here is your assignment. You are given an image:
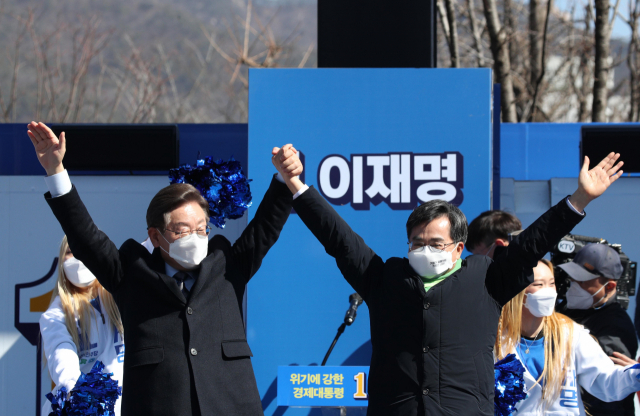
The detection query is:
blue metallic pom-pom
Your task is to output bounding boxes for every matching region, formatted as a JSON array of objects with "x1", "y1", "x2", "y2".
[
  {"x1": 46, "y1": 361, "x2": 122, "y2": 416},
  {"x1": 494, "y1": 353, "x2": 528, "y2": 416},
  {"x1": 46, "y1": 387, "x2": 69, "y2": 415},
  {"x1": 169, "y1": 156, "x2": 252, "y2": 229}
]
